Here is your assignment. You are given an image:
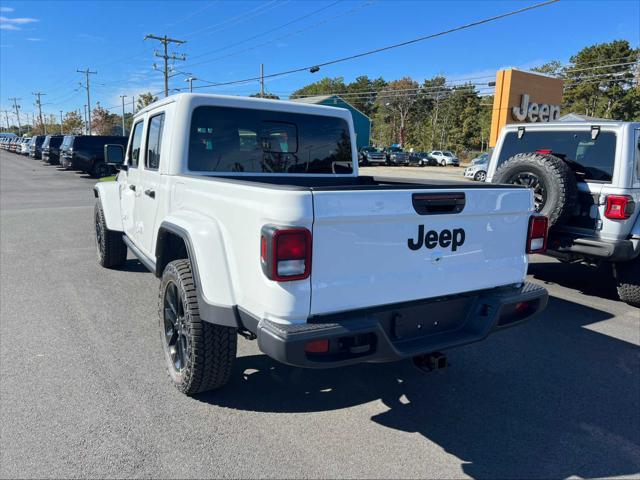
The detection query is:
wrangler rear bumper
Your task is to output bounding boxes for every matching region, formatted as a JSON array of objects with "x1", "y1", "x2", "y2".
[
  {"x1": 256, "y1": 282, "x2": 547, "y2": 369},
  {"x1": 547, "y1": 232, "x2": 640, "y2": 262}
]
